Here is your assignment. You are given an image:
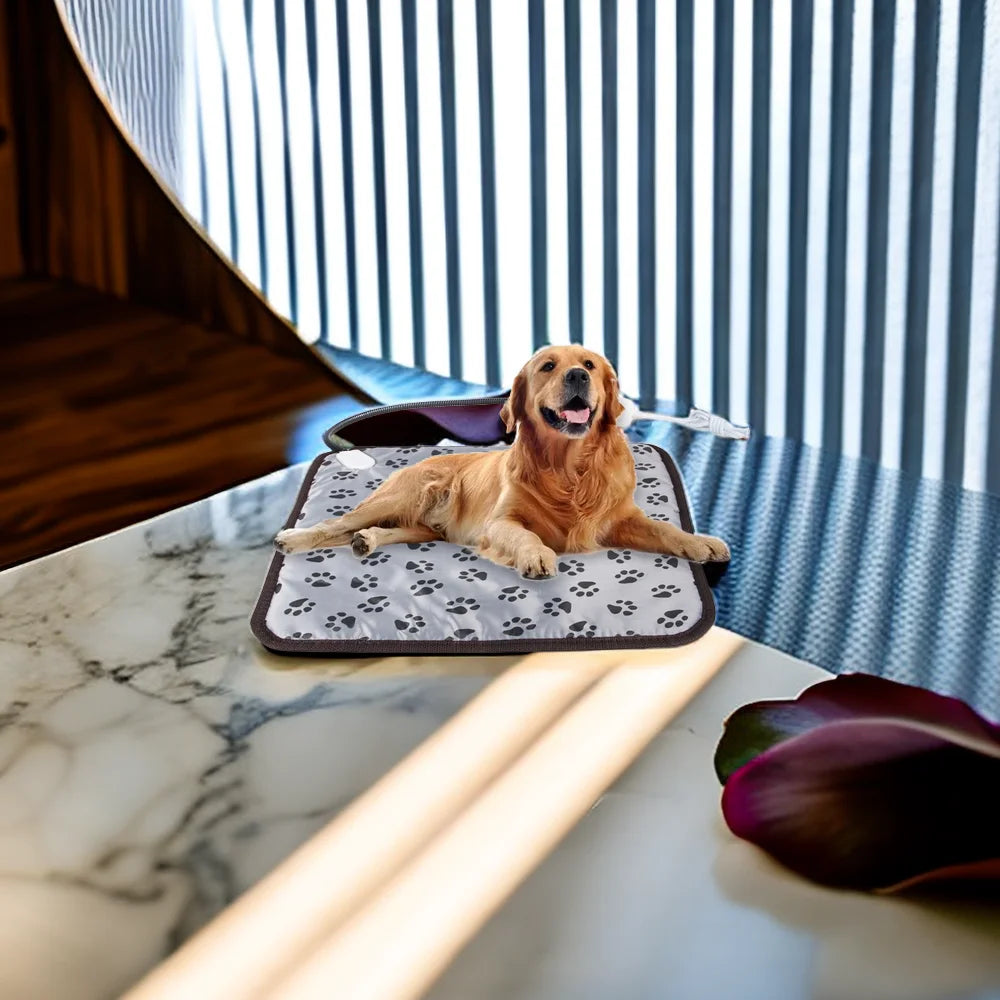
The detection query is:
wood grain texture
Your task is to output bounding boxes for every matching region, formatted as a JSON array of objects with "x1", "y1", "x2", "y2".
[
  {"x1": 0, "y1": 1, "x2": 23, "y2": 278},
  {"x1": 3, "y1": 0, "x2": 336, "y2": 372},
  {"x1": 0, "y1": 280, "x2": 361, "y2": 570}
]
